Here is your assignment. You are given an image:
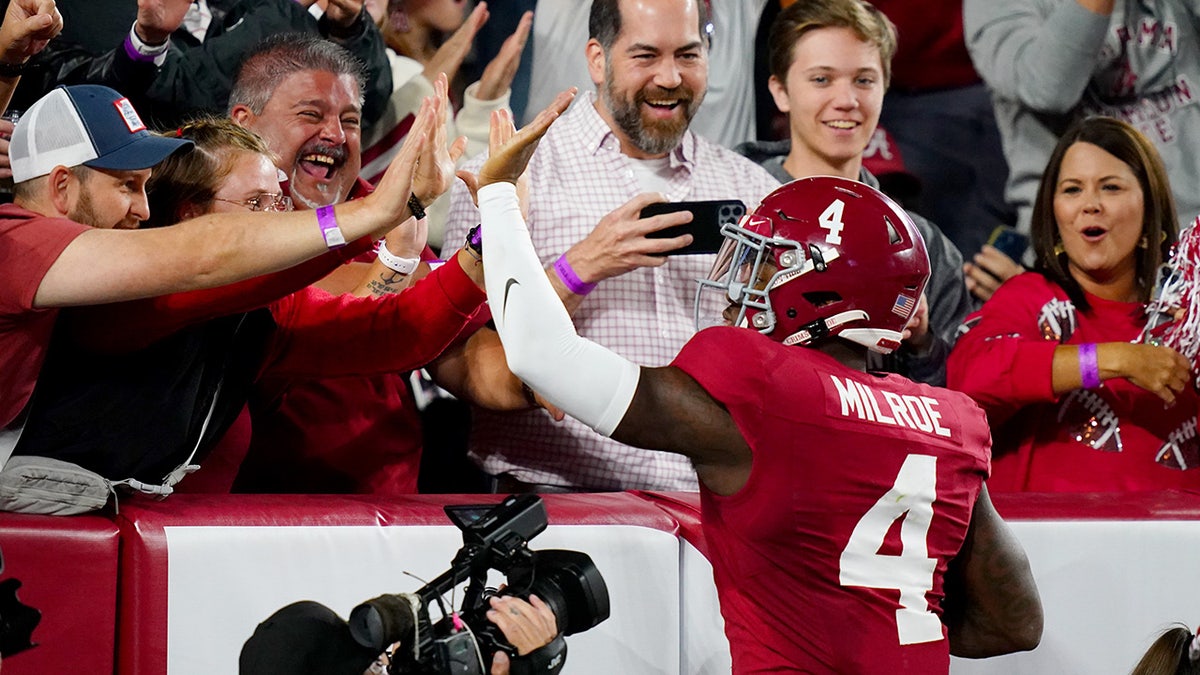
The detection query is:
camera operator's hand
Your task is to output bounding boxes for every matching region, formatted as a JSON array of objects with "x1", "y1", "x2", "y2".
[{"x1": 486, "y1": 595, "x2": 558, "y2": 674}]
